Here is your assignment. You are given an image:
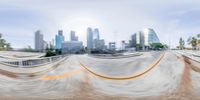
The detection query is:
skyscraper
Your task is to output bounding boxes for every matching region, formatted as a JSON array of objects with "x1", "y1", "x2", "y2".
[
  {"x1": 87, "y1": 27, "x2": 93, "y2": 49},
  {"x1": 138, "y1": 28, "x2": 160, "y2": 50},
  {"x1": 70, "y1": 31, "x2": 78, "y2": 41},
  {"x1": 129, "y1": 28, "x2": 160, "y2": 50},
  {"x1": 55, "y1": 30, "x2": 65, "y2": 49},
  {"x1": 129, "y1": 33, "x2": 137, "y2": 48},
  {"x1": 144, "y1": 28, "x2": 160, "y2": 45},
  {"x1": 93, "y1": 28, "x2": 100, "y2": 40},
  {"x1": 34, "y1": 30, "x2": 44, "y2": 52}
]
